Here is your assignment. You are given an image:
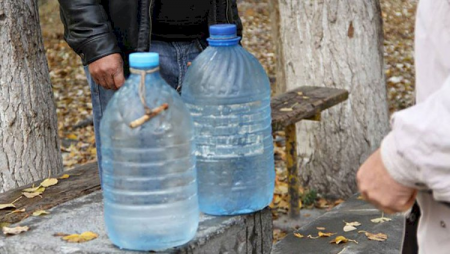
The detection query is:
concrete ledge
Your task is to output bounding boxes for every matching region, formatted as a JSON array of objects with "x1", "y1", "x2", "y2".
[
  {"x1": 0, "y1": 191, "x2": 272, "y2": 254},
  {"x1": 272, "y1": 195, "x2": 405, "y2": 254}
]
